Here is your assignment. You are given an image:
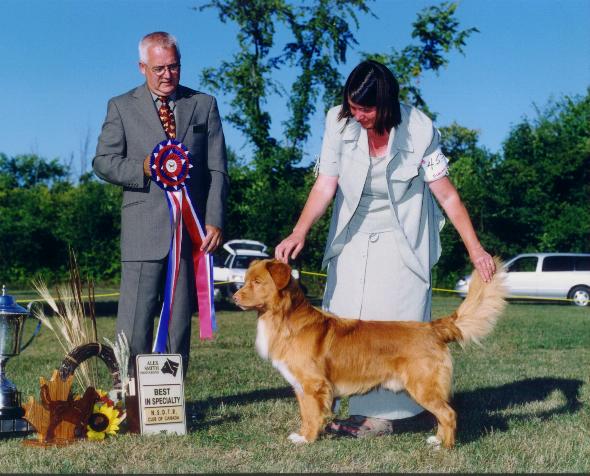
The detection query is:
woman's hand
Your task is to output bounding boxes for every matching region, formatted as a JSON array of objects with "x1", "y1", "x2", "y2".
[
  {"x1": 469, "y1": 246, "x2": 496, "y2": 283},
  {"x1": 274, "y1": 174, "x2": 338, "y2": 264},
  {"x1": 275, "y1": 231, "x2": 306, "y2": 264}
]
